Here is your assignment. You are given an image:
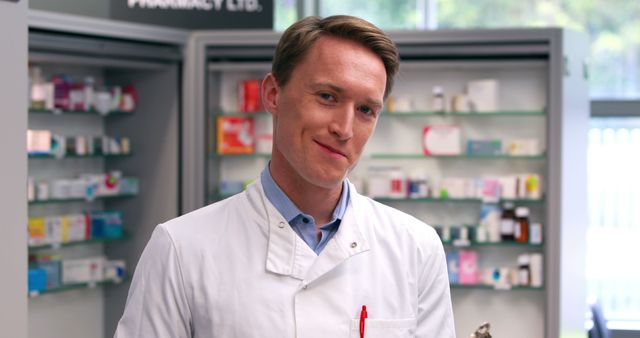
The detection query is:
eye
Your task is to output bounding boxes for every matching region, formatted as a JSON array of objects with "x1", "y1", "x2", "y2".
[
  {"x1": 358, "y1": 105, "x2": 377, "y2": 117},
  {"x1": 318, "y1": 92, "x2": 337, "y2": 102}
]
